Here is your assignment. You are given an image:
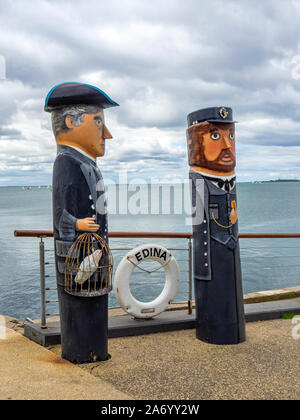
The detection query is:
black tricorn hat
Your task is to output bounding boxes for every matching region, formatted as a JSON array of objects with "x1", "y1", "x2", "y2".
[
  {"x1": 44, "y1": 82, "x2": 119, "y2": 112},
  {"x1": 187, "y1": 106, "x2": 237, "y2": 127}
]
